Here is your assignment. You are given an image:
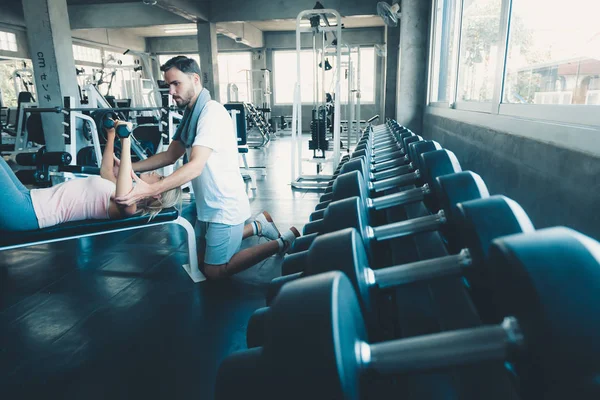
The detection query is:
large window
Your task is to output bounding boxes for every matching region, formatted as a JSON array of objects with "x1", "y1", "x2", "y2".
[
  {"x1": 358, "y1": 47, "x2": 376, "y2": 103},
  {"x1": 217, "y1": 52, "x2": 252, "y2": 103},
  {"x1": 0, "y1": 31, "x2": 18, "y2": 52},
  {"x1": 504, "y1": 0, "x2": 600, "y2": 105},
  {"x1": 72, "y1": 44, "x2": 102, "y2": 64},
  {"x1": 428, "y1": 0, "x2": 600, "y2": 125},
  {"x1": 274, "y1": 50, "x2": 310, "y2": 104},
  {"x1": 274, "y1": 48, "x2": 376, "y2": 105},
  {"x1": 429, "y1": 0, "x2": 458, "y2": 102},
  {"x1": 456, "y1": 0, "x2": 502, "y2": 103},
  {"x1": 0, "y1": 59, "x2": 34, "y2": 107}
]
